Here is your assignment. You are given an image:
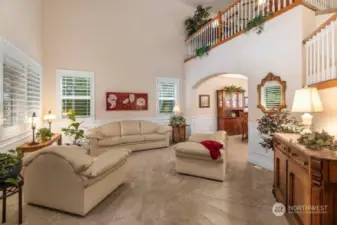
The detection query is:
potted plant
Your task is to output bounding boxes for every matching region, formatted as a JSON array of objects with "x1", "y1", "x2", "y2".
[
  {"x1": 169, "y1": 115, "x2": 186, "y2": 127},
  {"x1": 36, "y1": 127, "x2": 53, "y2": 142},
  {"x1": 257, "y1": 110, "x2": 303, "y2": 151},
  {"x1": 0, "y1": 148, "x2": 23, "y2": 186},
  {"x1": 185, "y1": 5, "x2": 212, "y2": 37},
  {"x1": 61, "y1": 109, "x2": 85, "y2": 146}
]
